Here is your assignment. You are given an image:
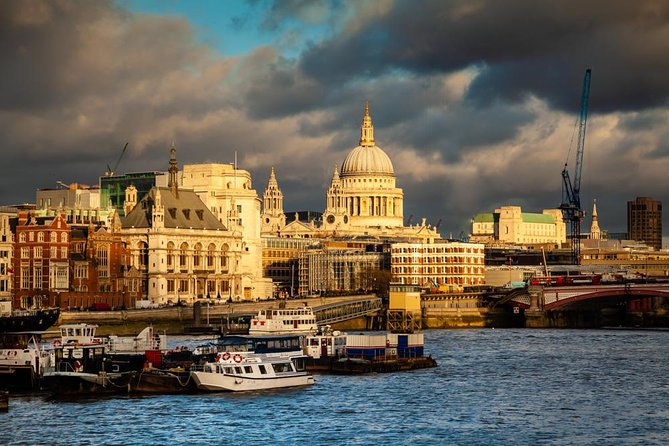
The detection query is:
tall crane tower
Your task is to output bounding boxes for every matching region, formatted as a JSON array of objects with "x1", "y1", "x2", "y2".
[{"x1": 560, "y1": 68, "x2": 592, "y2": 265}]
